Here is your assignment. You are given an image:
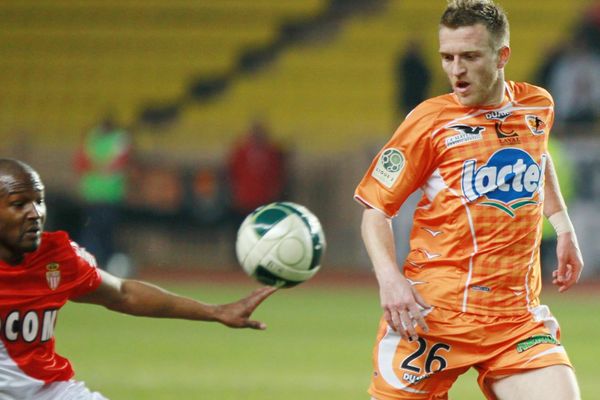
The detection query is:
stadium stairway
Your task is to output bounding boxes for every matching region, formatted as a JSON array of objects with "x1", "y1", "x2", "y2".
[
  {"x1": 0, "y1": 0, "x2": 327, "y2": 147},
  {"x1": 150, "y1": 0, "x2": 596, "y2": 155}
]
